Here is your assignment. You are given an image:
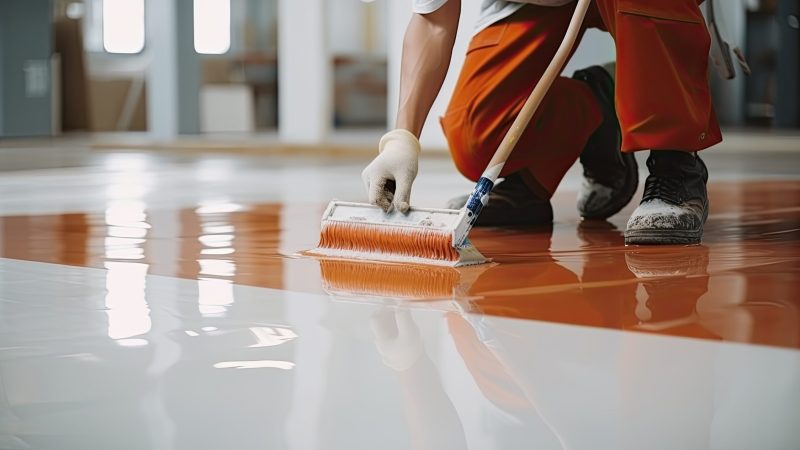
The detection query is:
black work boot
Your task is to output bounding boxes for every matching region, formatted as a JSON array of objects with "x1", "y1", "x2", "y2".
[
  {"x1": 572, "y1": 64, "x2": 638, "y2": 219},
  {"x1": 445, "y1": 172, "x2": 553, "y2": 226},
  {"x1": 624, "y1": 151, "x2": 709, "y2": 245}
]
